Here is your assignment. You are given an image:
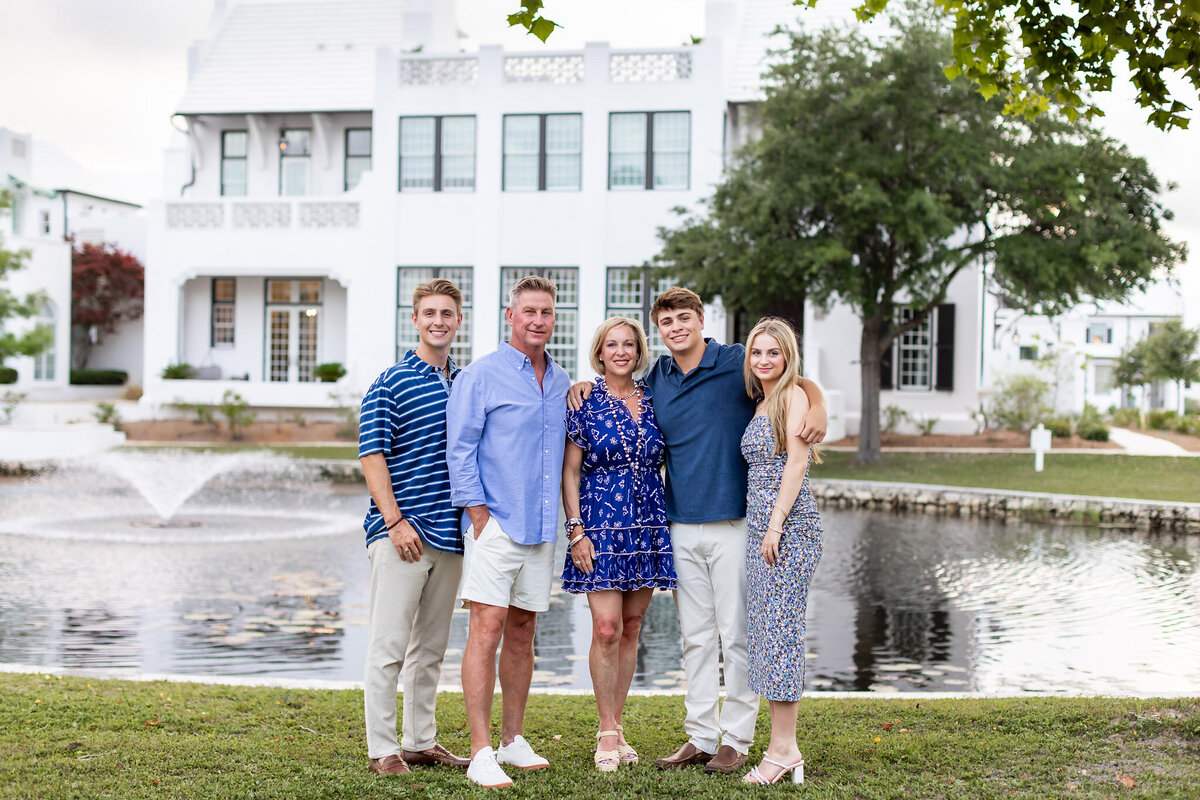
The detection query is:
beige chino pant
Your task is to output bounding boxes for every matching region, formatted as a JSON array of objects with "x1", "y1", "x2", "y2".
[
  {"x1": 671, "y1": 518, "x2": 759, "y2": 755},
  {"x1": 364, "y1": 536, "x2": 463, "y2": 758}
]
